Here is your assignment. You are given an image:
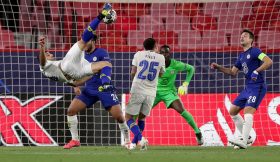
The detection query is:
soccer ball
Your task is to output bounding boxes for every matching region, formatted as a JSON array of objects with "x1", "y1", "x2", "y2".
[
  {"x1": 233, "y1": 145, "x2": 240, "y2": 150},
  {"x1": 103, "y1": 10, "x2": 117, "y2": 24}
]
